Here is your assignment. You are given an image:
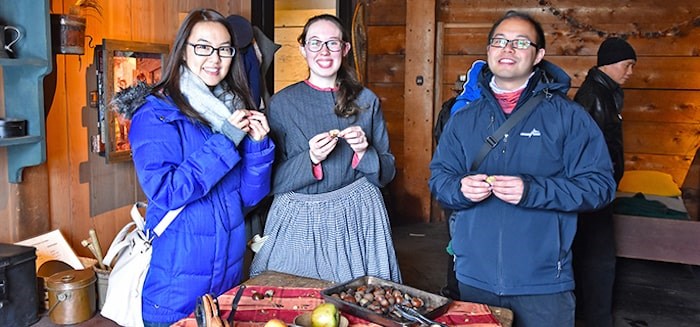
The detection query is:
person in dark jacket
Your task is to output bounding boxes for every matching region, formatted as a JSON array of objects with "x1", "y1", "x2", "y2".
[
  {"x1": 429, "y1": 11, "x2": 616, "y2": 327},
  {"x1": 226, "y1": 14, "x2": 262, "y2": 108},
  {"x1": 572, "y1": 37, "x2": 637, "y2": 327},
  {"x1": 110, "y1": 8, "x2": 275, "y2": 326}
]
